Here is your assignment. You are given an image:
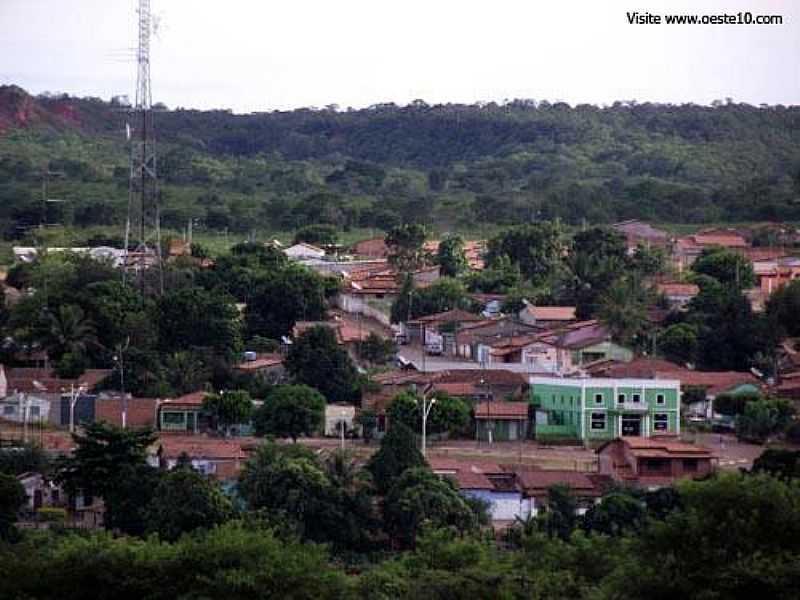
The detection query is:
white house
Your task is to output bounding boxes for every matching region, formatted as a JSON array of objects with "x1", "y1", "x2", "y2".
[
  {"x1": 324, "y1": 404, "x2": 357, "y2": 436},
  {"x1": 284, "y1": 243, "x2": 326, "y2": 261}
]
